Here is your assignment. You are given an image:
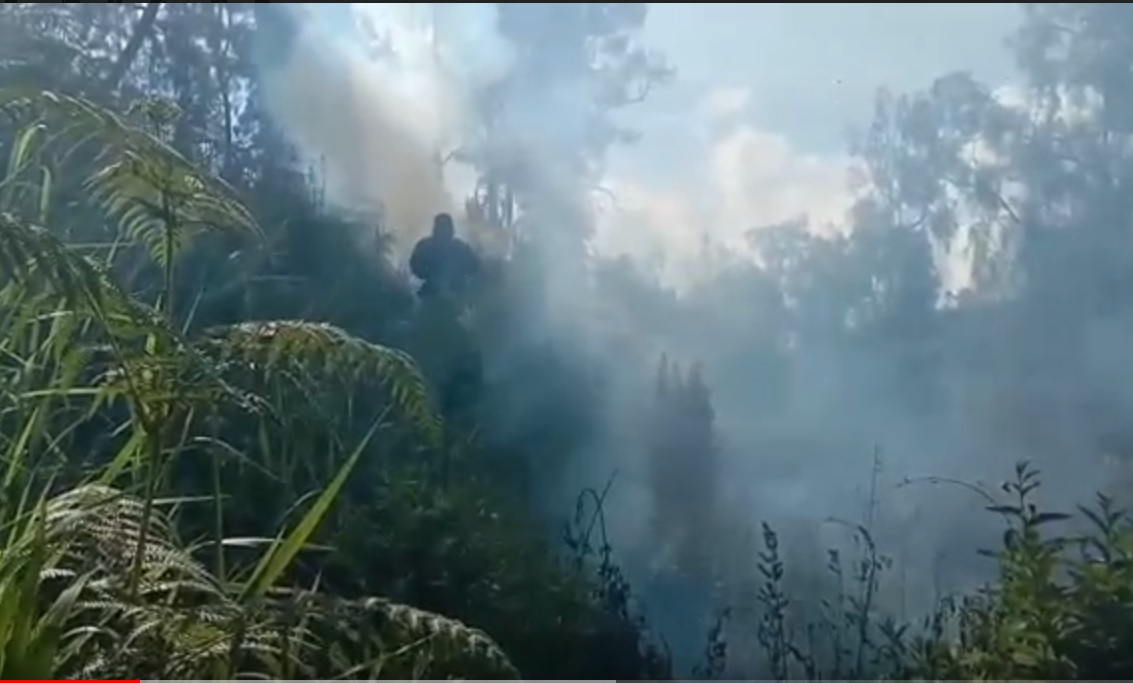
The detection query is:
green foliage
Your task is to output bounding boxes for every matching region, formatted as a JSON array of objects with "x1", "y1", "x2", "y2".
[
  {"x1": 900, "y1": 464, "x2": 1133, "y2": 680},
  {"x1": 10, "y1": 2, "x2": 1133, "y2": 681},
  {"x1": 682, "y1": 462, "x2": 1133, "y2": 681},
  {"x1": 0, "y1": 83, "x2": 642, "y2": 679}
]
